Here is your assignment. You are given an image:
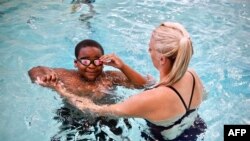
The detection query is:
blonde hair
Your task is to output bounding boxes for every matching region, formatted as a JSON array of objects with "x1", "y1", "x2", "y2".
[{"x1": 153, "y1": 22, "x2": 193, "y2": 86}]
